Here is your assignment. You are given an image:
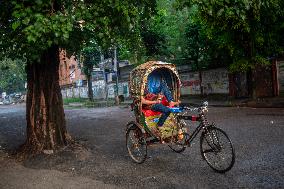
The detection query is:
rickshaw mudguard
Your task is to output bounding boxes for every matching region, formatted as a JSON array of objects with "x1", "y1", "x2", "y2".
[
  {"x1": 126, "y1": 121, "x2": 146, "y2": 134},
  {"x1": 139, "y1": 114, "x2": 154, "y2": 135}
]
